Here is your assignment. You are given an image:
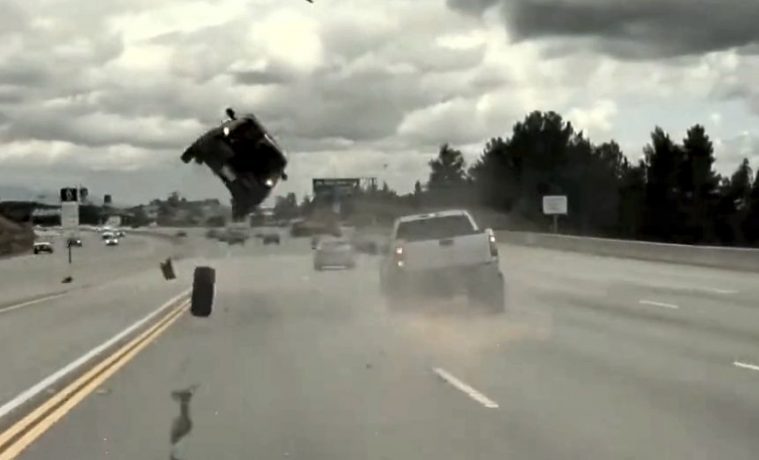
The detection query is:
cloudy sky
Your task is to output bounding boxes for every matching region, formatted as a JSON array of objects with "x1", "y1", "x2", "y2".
[{"x1": 1, "y1": 0, "x2": 758, "y2": 205}]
